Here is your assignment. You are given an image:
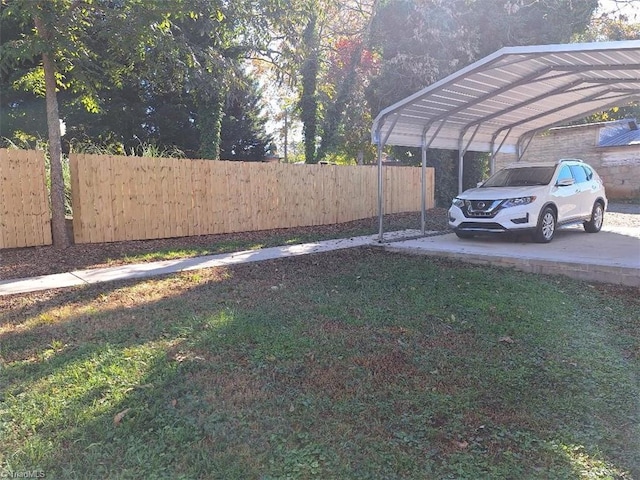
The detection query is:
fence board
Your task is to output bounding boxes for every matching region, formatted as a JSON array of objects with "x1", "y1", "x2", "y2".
[
  {"x1": 0, "y1": 153, "x2": 15, "y2": 248},
  {"x1": 19, "y1": 153, "x2": 35, "y2": 244},
  {"x1": 208, "y1": 160, "x2": 225, "y2": 235},
  {"x1": 0, "y1": 149, "x2": 51, "y2": 249},
  {"x1": 112, "y1": 155, "x2": 127, "y2": 243},
  {"x1": 177, "y1": 159, "x2": 190, "y2": 237},
  {"x1": 69, "y1": 154, "x2": 433, "y2": 244},
  {"x1": 140, "y1": 160, "x2": 153, "y2": 239}
]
